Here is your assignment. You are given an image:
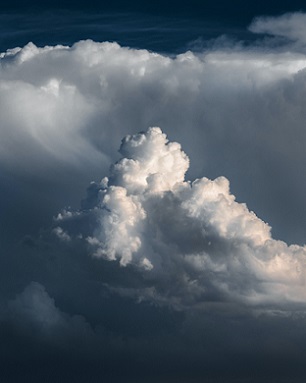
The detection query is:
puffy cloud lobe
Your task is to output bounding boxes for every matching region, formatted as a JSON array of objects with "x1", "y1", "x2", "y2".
[
  {"x1": 57, "y1": 128, "x2": 306, "y2": 309},
  {"x1": 92, "y1": 186, "x2": 146, "y2": 266},
  {"x1": 111, "y1": 128, "x2": 189, "y2": 193},
  {"x1": 86, "y1": 128, "x2": 189, "y2": 266}
]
